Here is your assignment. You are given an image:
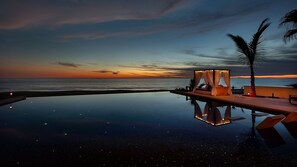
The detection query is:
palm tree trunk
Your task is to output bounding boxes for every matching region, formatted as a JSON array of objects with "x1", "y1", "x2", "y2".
[{"x1": 250, "y1": 65, "x2": 256, "y2": 97}]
